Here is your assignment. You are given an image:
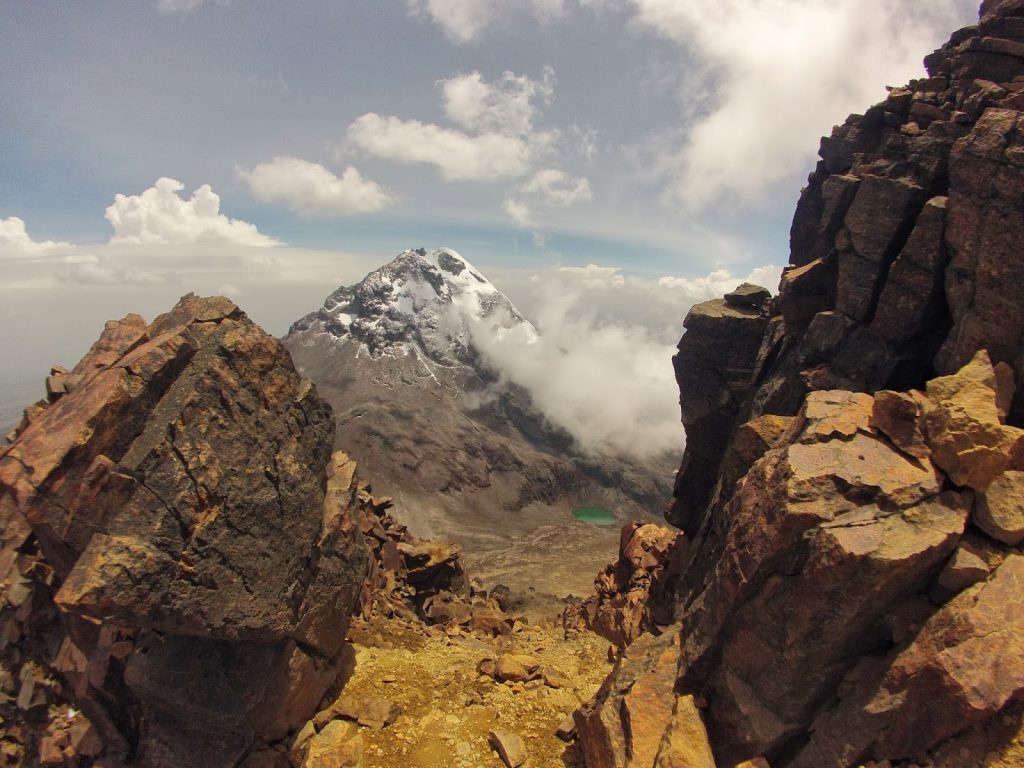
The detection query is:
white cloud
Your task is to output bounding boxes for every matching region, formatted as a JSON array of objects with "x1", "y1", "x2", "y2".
[
  {"x1": 240, "y1": 157, "x2": 395, "y2": 217},
  {"x1": 658, "y1": 265, "x2": 781, "y2": 305},
  {"x1": 105, "y1": 177, "x2": 279, "y2": 247},
  {"x1": 504, "y1": 168, "x2": 592, "y2": 226},
  {"x1": 467, "y1": 280, "x2": 681, "y2": 459},
  {"x1": 502, "y1": 198, "x2": 533, "y2": 227},
  {"x1": 56, "y1": 261, "x2": 167, "y2": 286},
  {"x1": 0, "y1": 217, "x2": 75, "y2": 259},
  {"x1": 604, "y1": 0, "x2": 974, "y2": 209},
  {"x1": 520, "y1": 169, "x2": 592, "y2": 206},
  {"x1": 440, "y1": 67, "x2": 554, "y2": 135},
  {"x1": 458, "y1": 260, "x2": 783, "y2": 458},
  {"x1": 499, "y1": 262, "x2": 782, "y2": 344},
  {"x1": 408, "y1": 0, "x2": 566, "y2": 43},
  {"x1": 347, "y1": 113, "x2": 535, "y2": 181}
]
